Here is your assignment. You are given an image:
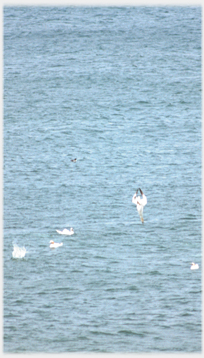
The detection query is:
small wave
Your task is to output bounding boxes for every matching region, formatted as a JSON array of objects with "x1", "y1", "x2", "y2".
[
  {"x1": 12, "y1": 244, "x2": 27, "y2": 259},
  {"x1": 118, "y1": 330, "x2": 144, "y2": 337}
]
